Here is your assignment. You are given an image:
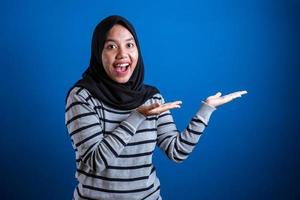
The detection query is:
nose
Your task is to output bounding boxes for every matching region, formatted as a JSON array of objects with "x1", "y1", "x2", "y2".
[{"x1": 116, "y1": 47, "x2": 128, "y2": 60}]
